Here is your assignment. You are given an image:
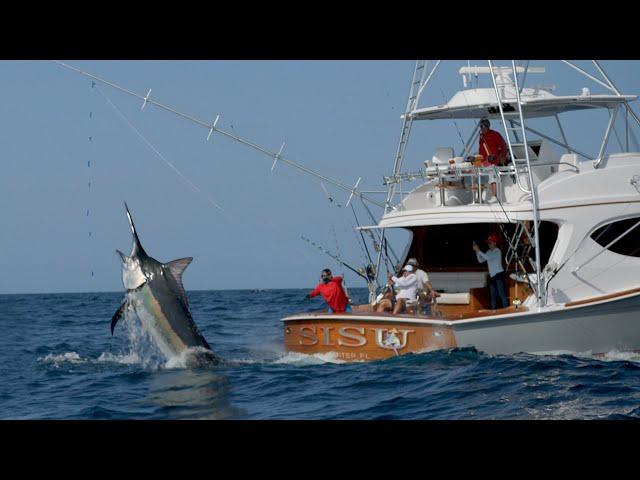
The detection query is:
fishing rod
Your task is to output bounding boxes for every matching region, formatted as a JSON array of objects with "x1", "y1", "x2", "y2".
[
  {"x1": 359, "y1": 196, "x2": 400, "y2": 267},
  {"x1": 316, "y1": 179, "x2": 378, "y2": 285},
  {"x1": 350, "y1": 202, "x2": 374, "y2": 267},
  {"x1": 301, "y1": 235, "x2": 369, "y2": 280},
  {"x1": 53, "y1": 61, "x2": 385, "y2": 209}
]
